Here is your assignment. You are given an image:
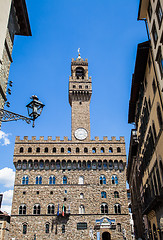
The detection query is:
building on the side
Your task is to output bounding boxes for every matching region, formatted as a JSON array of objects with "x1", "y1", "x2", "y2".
[
  {"x1": 0, "y1": 210, "x2": 10, "y2": 240},
  {"x1": 138, "y1": 0, "x2": 163, "y2": 96},
  {"x1": 0, "y1": 0, "x2": 31, "y2": 127},
  {"x1": 127, "y1": 40, "x2": 163, "y2": 240},
  {"x1": 127, "y1": 190, "x2": 135, "y2": 240},
  {"x1": 9, "y1": 54, "x2": 132, "y2": 240}
]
